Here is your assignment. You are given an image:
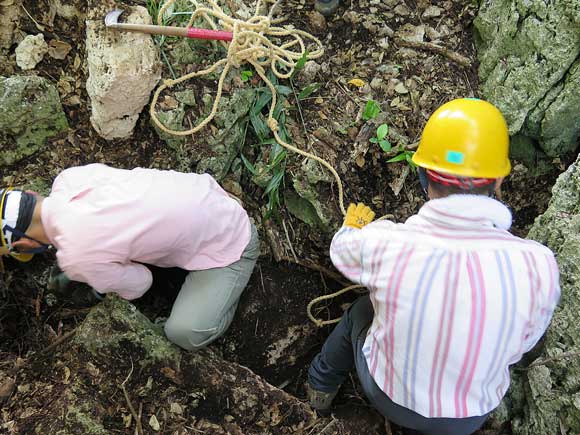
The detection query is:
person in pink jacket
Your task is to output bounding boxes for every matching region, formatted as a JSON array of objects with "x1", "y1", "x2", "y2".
[{"x1": 0, "y1": 164, "x2": 259, "y2": 351}]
